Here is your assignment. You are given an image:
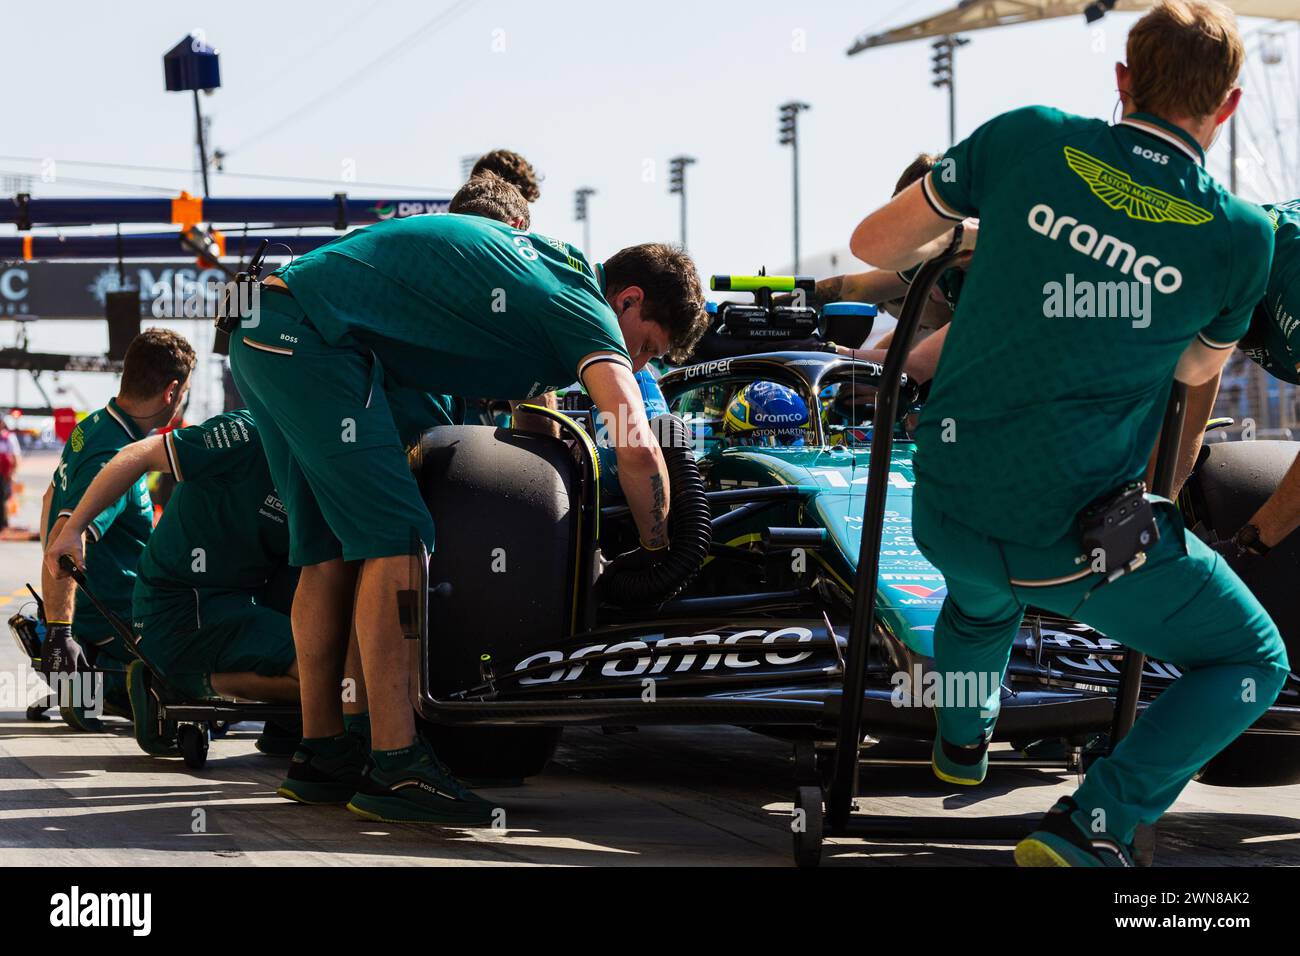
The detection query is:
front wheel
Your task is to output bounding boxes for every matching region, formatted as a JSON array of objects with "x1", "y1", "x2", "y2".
[
  {"x1": 1196, "y1": 734, "x2": 1300, "y2": 787},
  {"x1": 792, "y1": 786, "x2": 824, "y2": 868},
  {"x1": 177, "y1": 724, "x2": 209, "y2": 769}
]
